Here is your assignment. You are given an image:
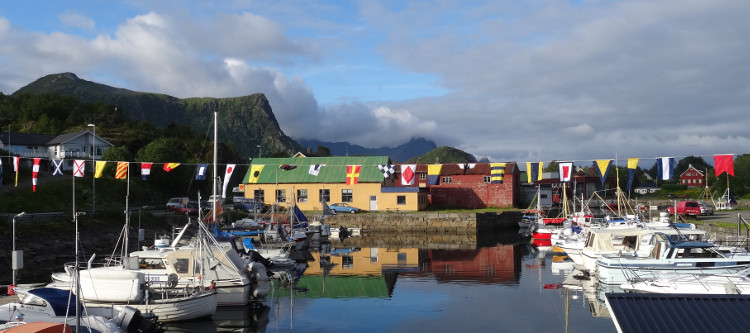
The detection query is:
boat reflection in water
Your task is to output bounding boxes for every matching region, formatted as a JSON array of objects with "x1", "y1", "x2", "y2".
[{"x1": 165, "y1": 230, "x2": 619, "y2": 332}]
